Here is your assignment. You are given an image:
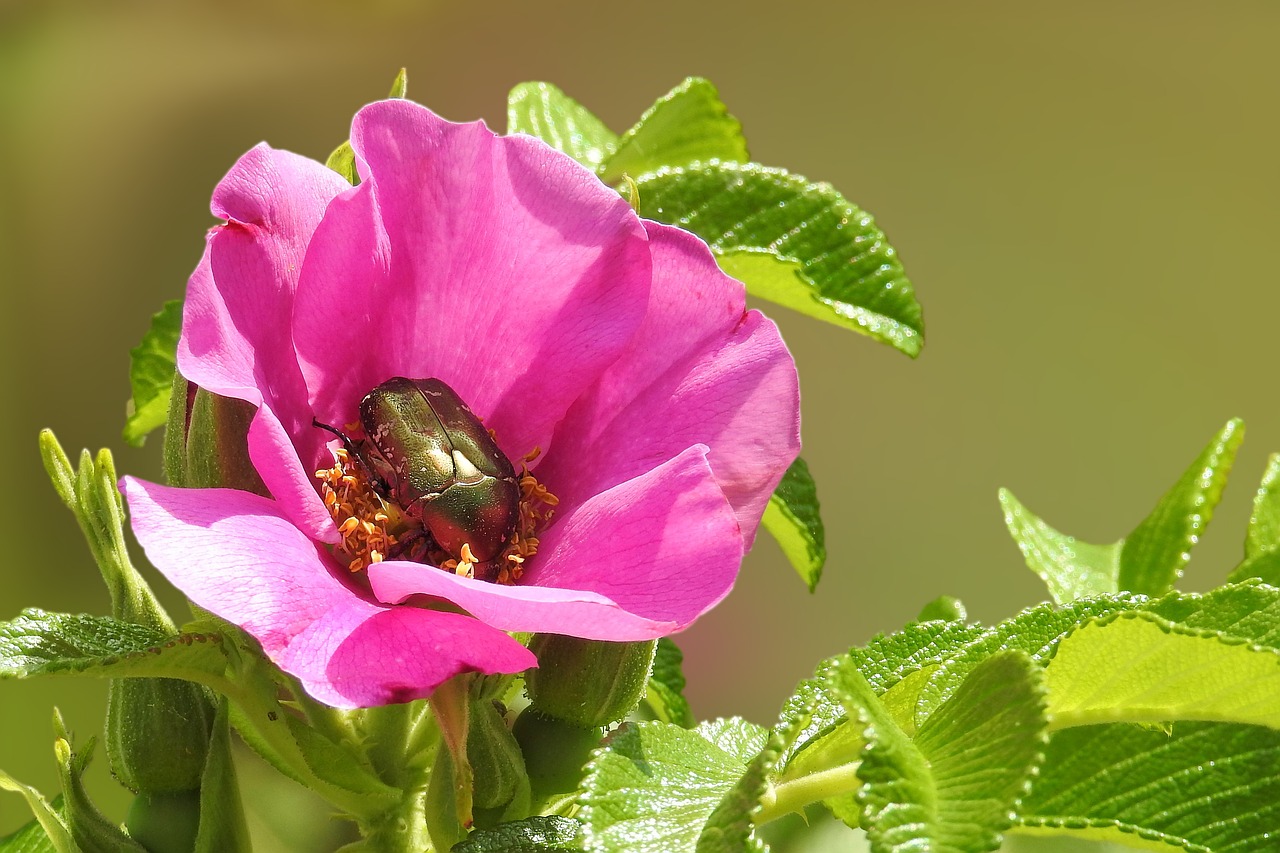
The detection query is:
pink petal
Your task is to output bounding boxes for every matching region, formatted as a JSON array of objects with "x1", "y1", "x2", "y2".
[
  {"x1": 178, "y1": 143, "x2": 349, "y2": 413},
  {"x1": 368, "y1": 445, "x2": 743, "y2": 640},
  {"x1": 542, "y1": 222, "x2": 801, "y2": 543},
  {"x1": 291, "y1": 100, "x2": 652, "y2": 464},
  {"x1": 175, "y1": 144, "x2": 349, "y2": 539},
  {"x1": 122, "y1": 477, "x2": 532, "y2": 707},
  {"x1": 279, "y1": 603, "x2": 535, "y2": 708}
]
